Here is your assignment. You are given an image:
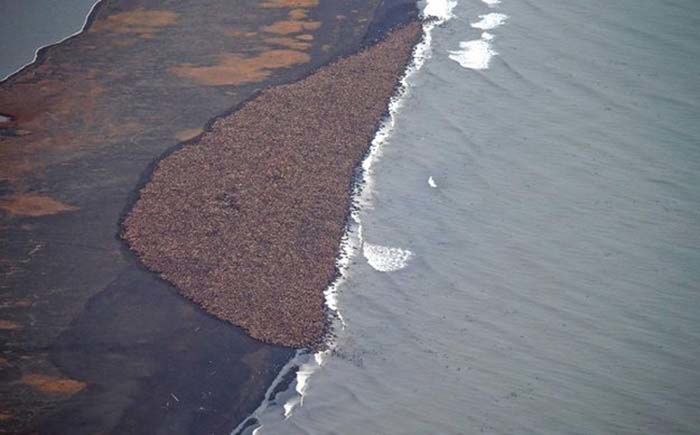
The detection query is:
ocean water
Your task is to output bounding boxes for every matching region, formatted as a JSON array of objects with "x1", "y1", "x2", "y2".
[
  {"x1": 245, "y1": 0, "x2": 700, "y2": 433},
  {"x1": 0, "y1": 0, "x2": 99, "y2": 80}
]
